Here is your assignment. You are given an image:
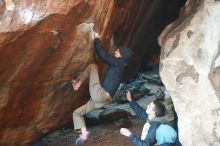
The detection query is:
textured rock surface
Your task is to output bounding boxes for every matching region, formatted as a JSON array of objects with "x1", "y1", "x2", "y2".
[
  {"x1": 0, "y1": 0, "x2": 139, "y2": 145},
  {"x1": 159, "y1": 0, "x2": 220, "y2": 145}
]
